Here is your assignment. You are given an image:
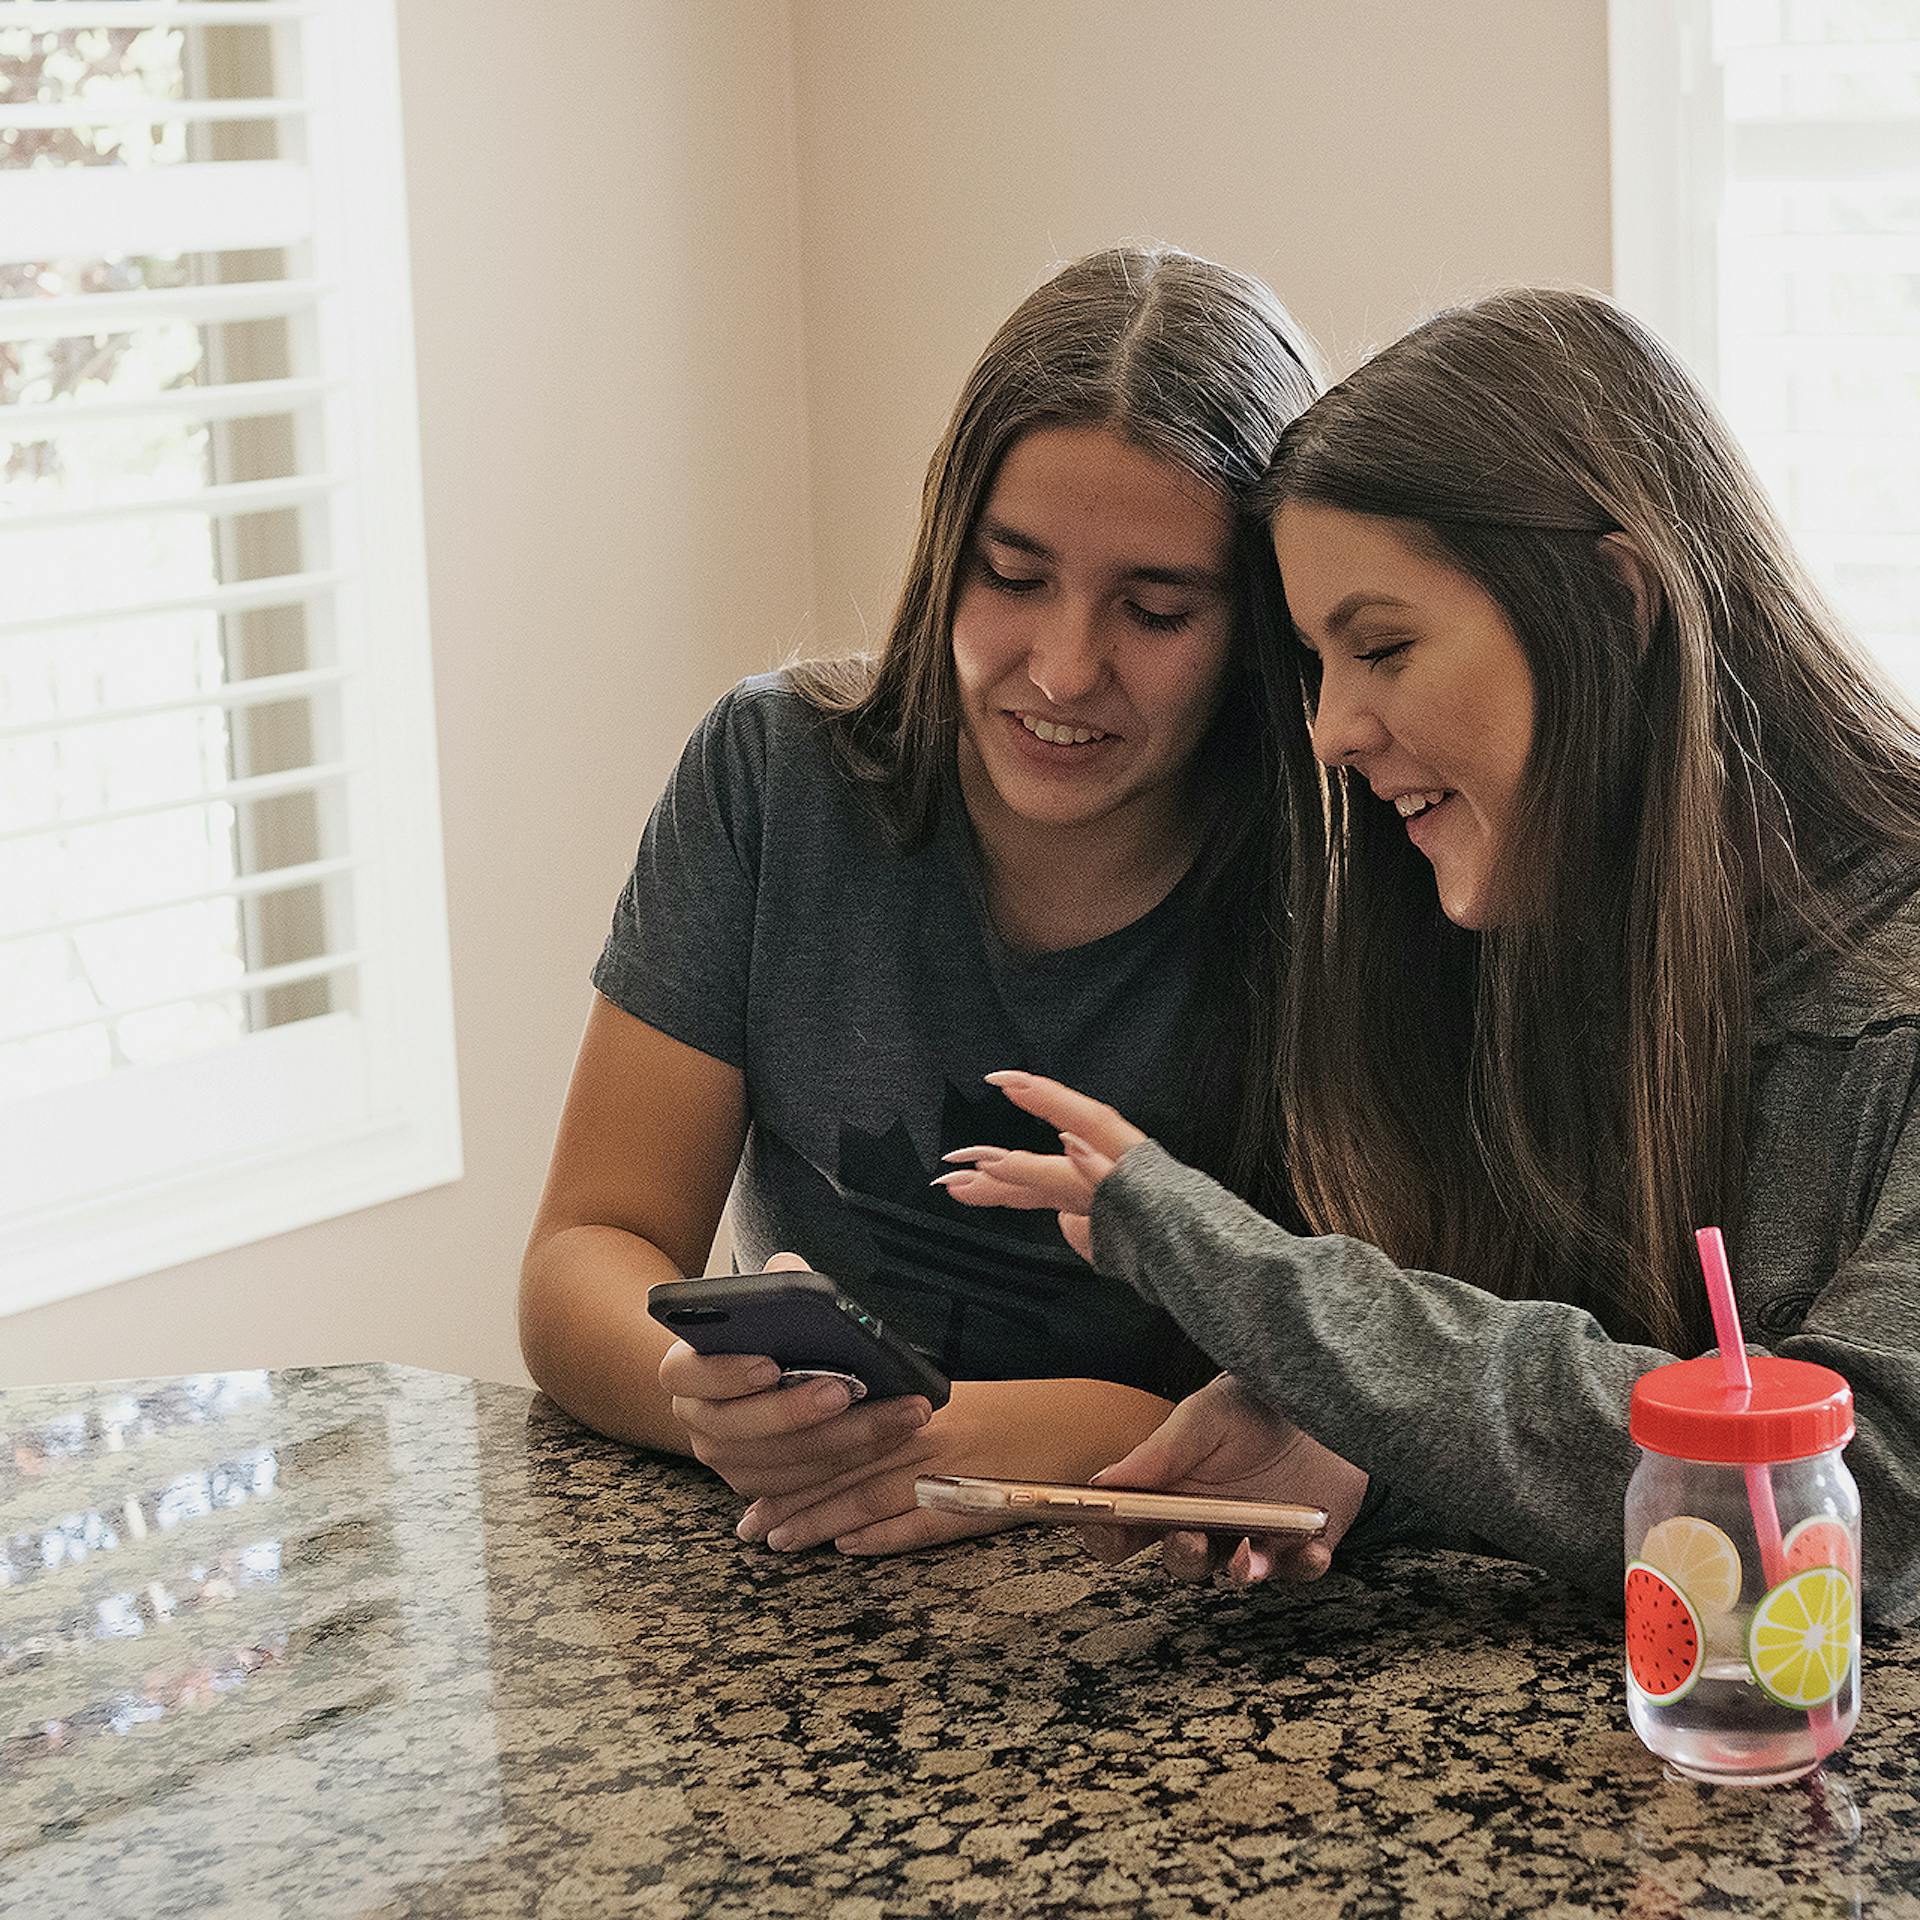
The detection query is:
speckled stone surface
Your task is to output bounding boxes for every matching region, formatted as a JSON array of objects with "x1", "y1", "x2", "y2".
[{"x1": 2, "y1": 1363, "x2": 1916, "y2": 1918}]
